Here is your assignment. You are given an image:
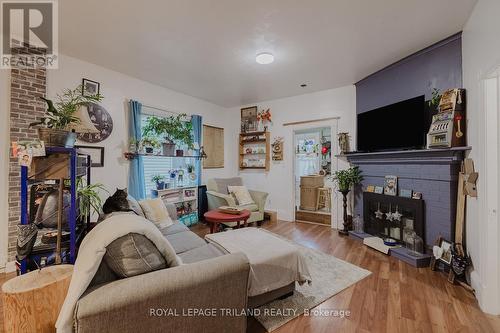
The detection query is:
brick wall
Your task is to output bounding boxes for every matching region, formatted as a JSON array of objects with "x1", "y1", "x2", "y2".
[{"x1": 8, "y1": 45, "x2": 46, "y2": 261}]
